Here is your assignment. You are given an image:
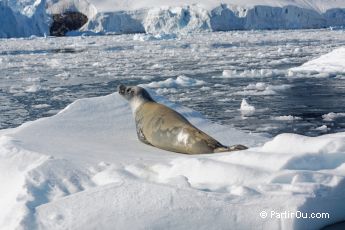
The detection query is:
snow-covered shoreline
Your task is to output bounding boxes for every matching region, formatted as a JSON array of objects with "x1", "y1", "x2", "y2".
[
  {"x1": 1, "y1": 0, "x2": 345, "y2": 38},
  {"x1": 1, "y1": 91, "x2": 345, "y2": 229}
]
